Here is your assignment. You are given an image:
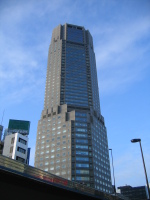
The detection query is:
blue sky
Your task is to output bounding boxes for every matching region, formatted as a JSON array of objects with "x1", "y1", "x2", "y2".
[{"x1": 0, "y1": 0, "x2": 150, "y2": 188}]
